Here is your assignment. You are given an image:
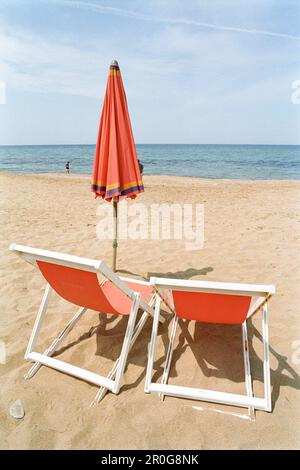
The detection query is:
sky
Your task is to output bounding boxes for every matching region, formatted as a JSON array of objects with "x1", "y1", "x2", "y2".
[{"x1": 0, "y1": 0, "x2": 299, "y2": 145}]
